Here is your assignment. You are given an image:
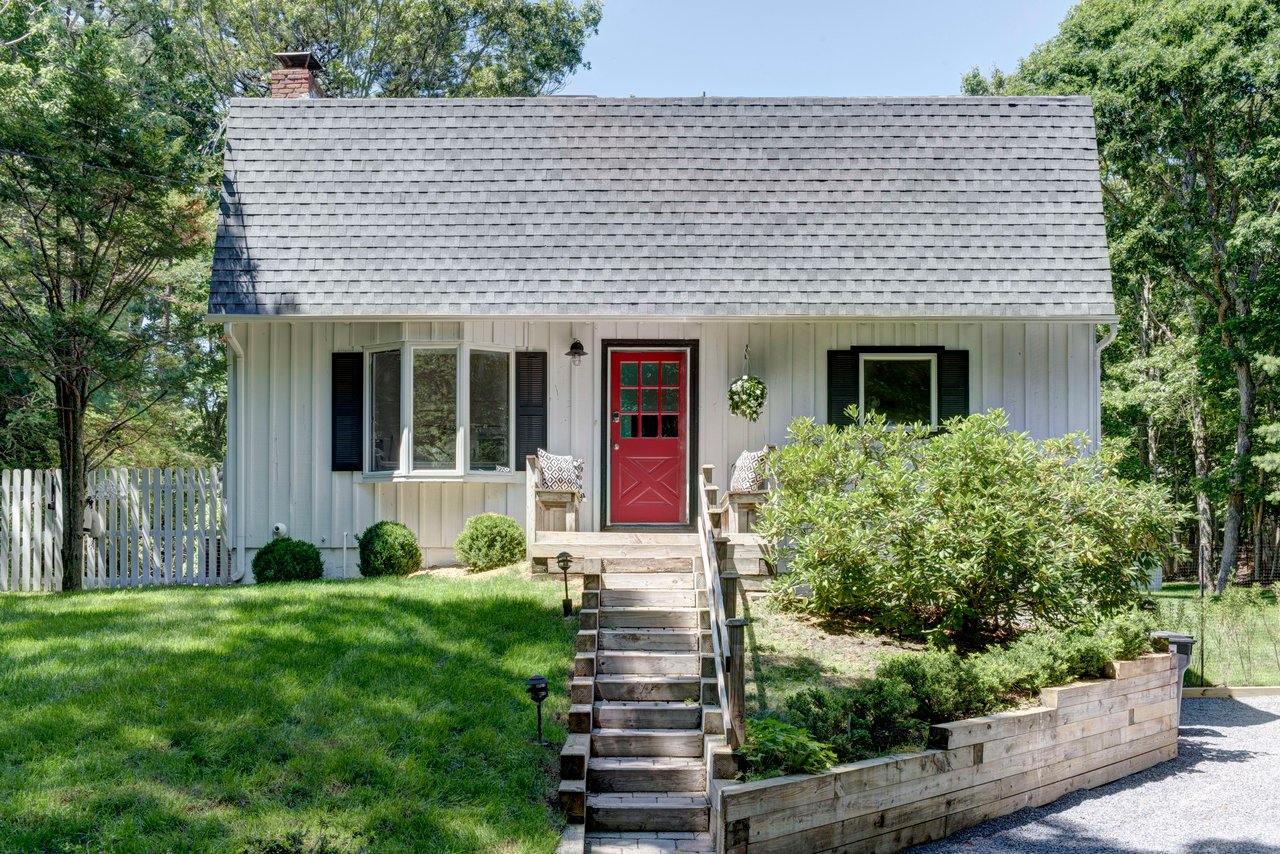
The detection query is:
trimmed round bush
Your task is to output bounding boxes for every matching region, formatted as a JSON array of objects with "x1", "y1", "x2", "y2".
[
  {"x1": 358, "y1": 521, "x2": 422, "y2": 577},
  {"x1": 454, "y1": 513, "x2": 525, "y2": 571},
  {"x1": 252, "y1": 537, "x2": 324, "y2": 583}
]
